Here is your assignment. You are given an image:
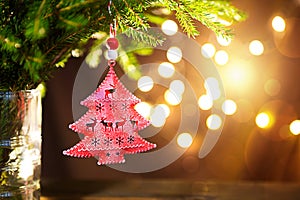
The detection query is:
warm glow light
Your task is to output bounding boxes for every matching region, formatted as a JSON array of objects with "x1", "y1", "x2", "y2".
[
  {"x1": 249, "y1": 40, "x2": 264, "y2": 56},
  {"x1": 272, "y1": 16, "x2": 286, "y2": 32},
  {"x1": 204, "y1": 77, "x2": 219, "y2": 90},
  {"x1": 264, "y1": 79, "x2": 281, "y2": 96},
  {"x1": 150, "y1": 105, "x2": 167, "y2": 127},
  {"x1": 161, "y1": 20, "x2": 178, "y2": 36},
  {"x1": 164, "y1": 89, "x2": 182, "y2": 106},
  {"x1": 155, "y1": 104, "x2": 170, "y2": 118},
  {"x1": 177, "y1": 133, "x2": 193, "y2": 148},
  {"x1": 204, "y1": 77, "x2": 221, "y2": 100},
  {"x1": 289, "y1": 120, "x2": 300, "y2": 135},
  {"x1": 206, "y1": 114, "x2": 222, "y2": 130},
  {"x1": 170, "y1": 80, "x2": 185, "y2": 95},
  {"x1": 217, "y1": 36, "x2": 231, "y2": 46},
  {"x1": 198, "y1": 94, "x2": 213, "y2": 110},
  {"x1": 19, "y1": 150, "x2": 34, "y2": 180},
  {"x1": 222, "y1": 99, "x2": 237, "y2": 115},
  {"x1": 158, "y1": 62, "x2": 175, "y2": 78},
  {"x1": 135, "y1": 102, "x2": 152, "y2": 118},
  {"x1": 201, "y1": 43, "x2": 216, "y2": 58},
  {"x1": 167, "y1": 46, "x2": 182, "y2": 63},
  {"x1": 214, "y1": 50, "x2": 229, "y2": 65},
  {"x1": 255, "y1": 112, "x2": 271, "y2": 128},
  {"x1": 138, "y1": 76, "x2": 154, "y2": 92}
]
